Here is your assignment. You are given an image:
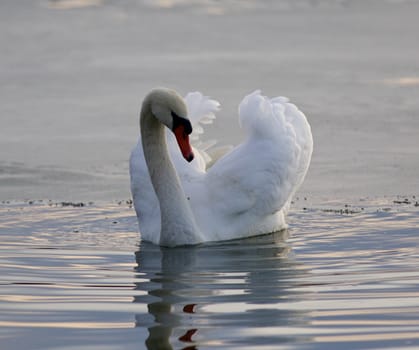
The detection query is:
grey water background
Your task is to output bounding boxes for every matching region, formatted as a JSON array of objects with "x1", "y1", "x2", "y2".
[{"x1": 1, "y1": 0, "x2": 419, "y2": 349}]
